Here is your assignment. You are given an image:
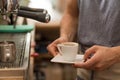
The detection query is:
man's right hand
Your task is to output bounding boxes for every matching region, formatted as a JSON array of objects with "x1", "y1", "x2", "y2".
[{"x1": 47, "y1": 37, "x2": 68, "y2": 56}]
